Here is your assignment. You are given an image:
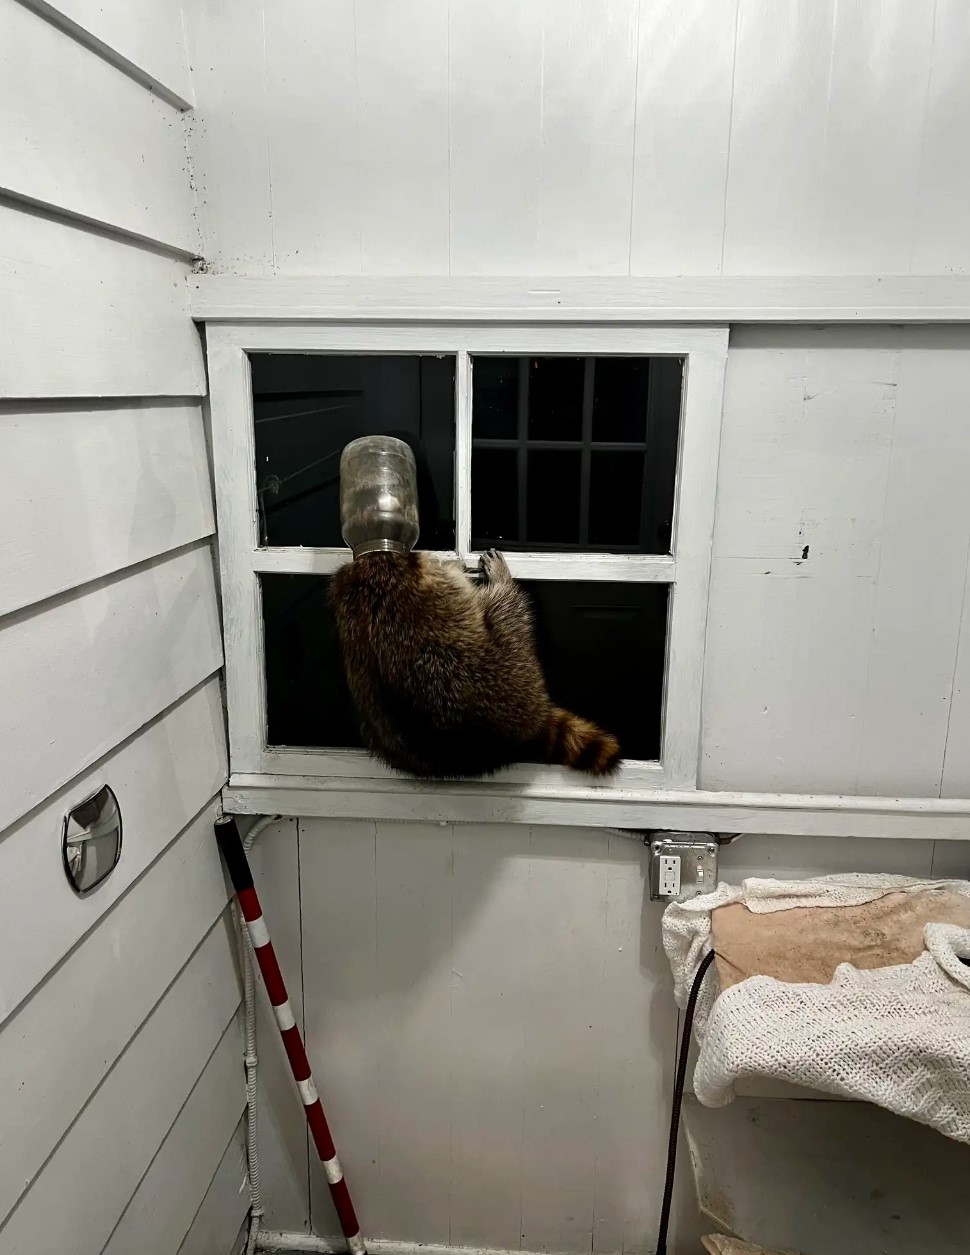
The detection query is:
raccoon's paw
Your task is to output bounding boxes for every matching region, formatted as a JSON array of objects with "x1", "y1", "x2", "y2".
[{"x1": 479, "y1": 548, "x2": 511, "y2": 584}]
